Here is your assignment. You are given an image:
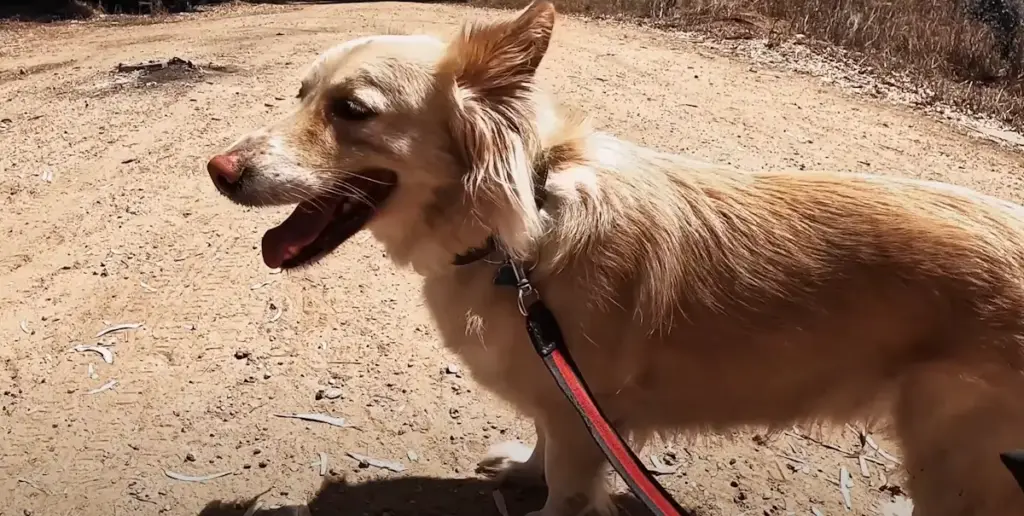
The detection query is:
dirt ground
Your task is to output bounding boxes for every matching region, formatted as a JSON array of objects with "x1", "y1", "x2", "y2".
[{"x1": 2, "y1": 2, "x2": 1022, "y2": 515}]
